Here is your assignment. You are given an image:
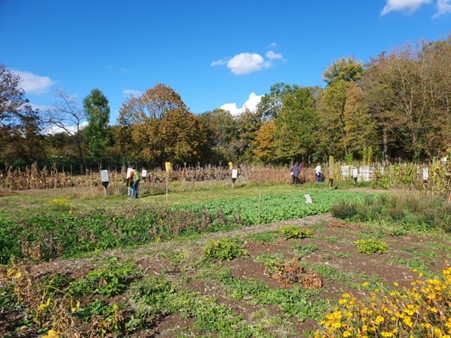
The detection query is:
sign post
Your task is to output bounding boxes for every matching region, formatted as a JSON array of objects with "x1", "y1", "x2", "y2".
[
  {"x1": 100, "y1": 170, "x2": 109, "y2": 197},
  {"x1": 165, "y1": 162, "x2": 171, "y2": 203},
  {"x1": 231, "y1": 169, "x2": 238, "y2": 188}
]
